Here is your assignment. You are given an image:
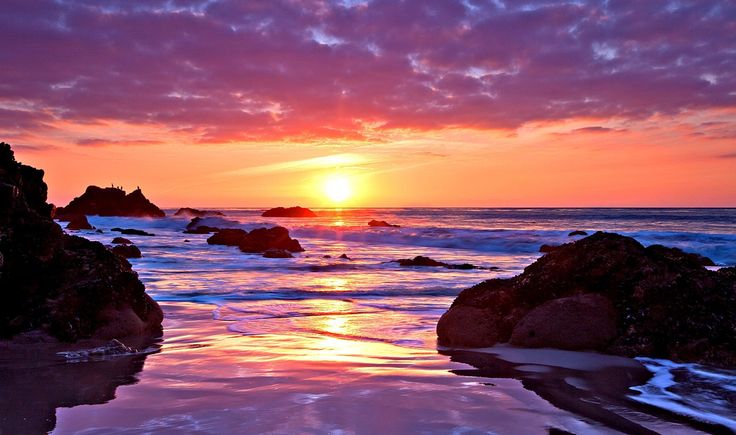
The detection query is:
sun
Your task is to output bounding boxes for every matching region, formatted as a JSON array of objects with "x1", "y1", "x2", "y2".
[{"x1": 323, "y1": 174, "x2": 352, "y2": 204}]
